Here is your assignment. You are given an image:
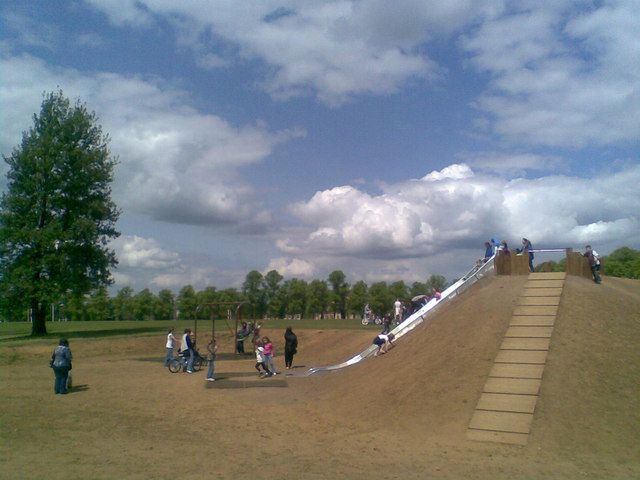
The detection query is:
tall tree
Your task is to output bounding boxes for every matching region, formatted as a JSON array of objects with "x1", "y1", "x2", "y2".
[
  {"x1": 0, "y1": 91, "x2": 120, "y2": 335},
  {"x1": 283, "y1": 278, "x2": 307, "y2": 317},
  {"x1": 306, "y1": 279, "x2": 330, "y2": 318},
  {"x1": 347, "y1": 280, "x2": 368, "y2": 318},
  {"x1": 177, "y1": 285, "x2": 197, "y2": 320},
  {"x1": 328, "y1": 270, "x2": 349, "y2": 318},
  {"x1": 242, "y1": 270, "x2": 266, "y2": 318},
  {"x1": 264, "y1": 269, "x2": 284, "y2": 318},
  {"x1": 155, "y1": 289, "x2": 175, "y2": 320}
]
